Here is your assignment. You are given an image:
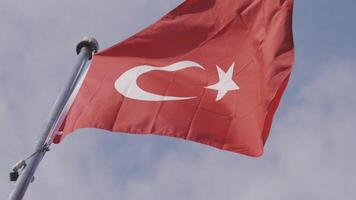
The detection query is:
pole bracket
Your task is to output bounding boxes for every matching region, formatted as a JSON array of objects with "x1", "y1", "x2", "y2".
[{"x1": 10, "y1": 160, "x2": 26, "y2": 182}]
